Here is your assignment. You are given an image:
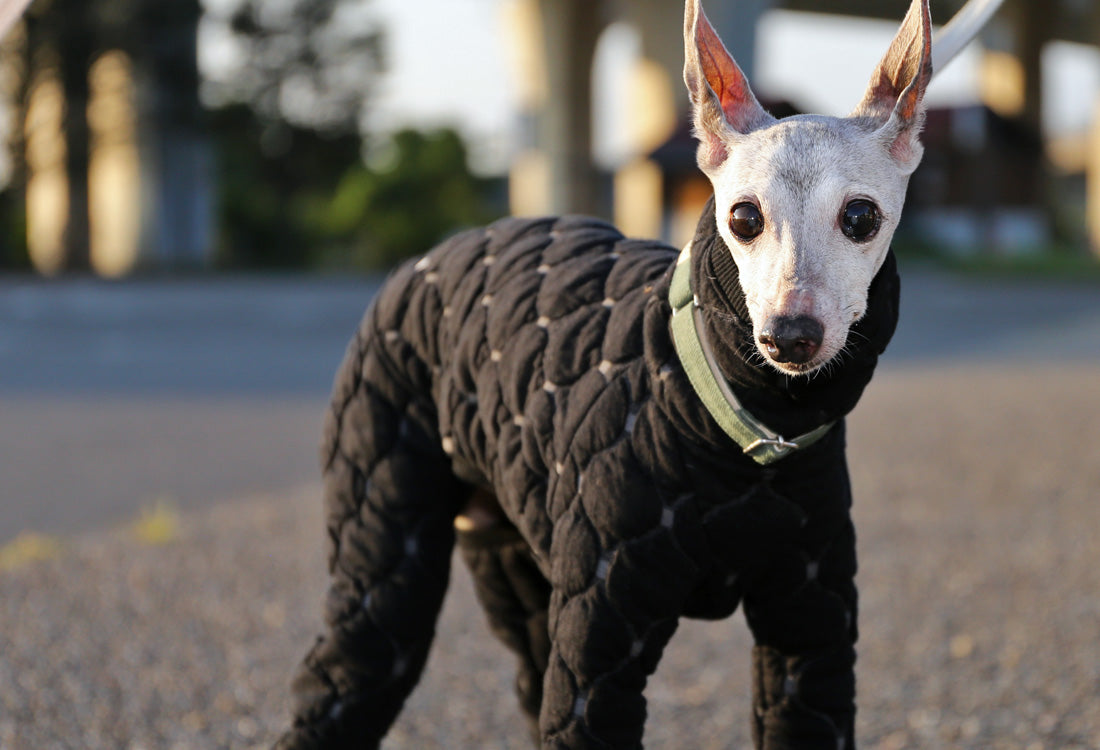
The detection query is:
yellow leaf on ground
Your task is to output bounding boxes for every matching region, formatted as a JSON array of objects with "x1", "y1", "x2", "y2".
[
  {"x1": 0, "y1": 532, "x2": 63, "y2": 571},
  {"x1": 130, "y1": 500, "x2": 180, "y2": 545}
]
